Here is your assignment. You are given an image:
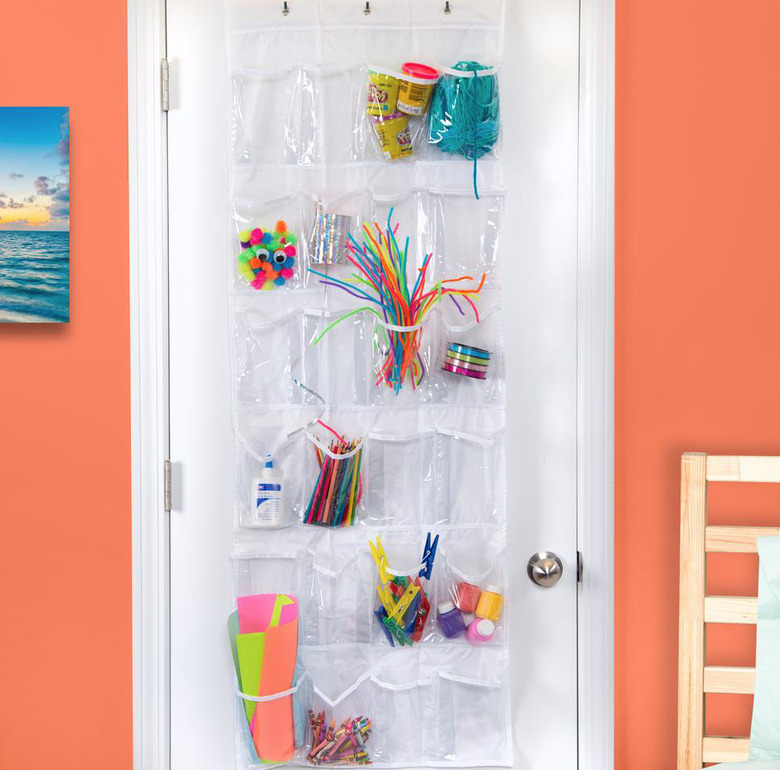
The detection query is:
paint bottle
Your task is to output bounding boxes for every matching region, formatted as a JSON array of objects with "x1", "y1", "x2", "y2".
[
  {"x1": 454, "y1": 581, "x2": 482, "y2": 614},
  {"x1": 437, "y1": 601, "x2": 467, "y2": 639},
  {"x1": 244, "y1": 455, "x2": 286, "y2": 528},
  {"x1": 466, "y1": 617, "x2": 496, "y2": 644},
  {"x1": 475, "y1": 585, "x2": 503, "y2": 622}
]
